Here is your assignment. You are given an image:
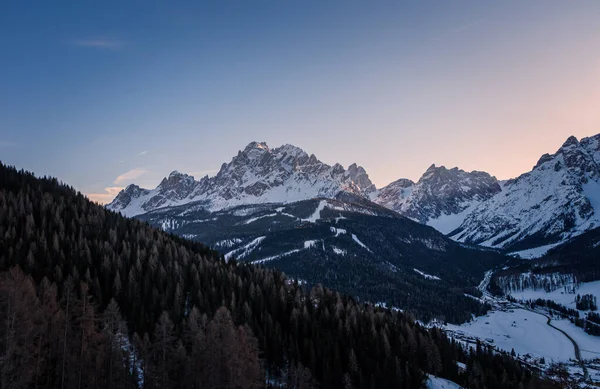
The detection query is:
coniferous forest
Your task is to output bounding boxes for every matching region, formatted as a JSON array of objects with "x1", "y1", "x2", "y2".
[{"x1": 0, "y1": 162, "x2": 560, "y2": 389}]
